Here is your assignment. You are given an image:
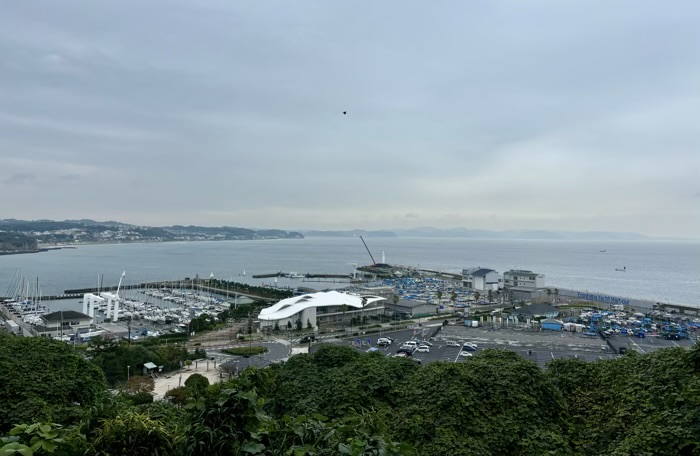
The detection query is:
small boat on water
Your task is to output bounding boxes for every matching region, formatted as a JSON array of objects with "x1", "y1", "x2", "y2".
[
  {"x1": 615, "y1": 266, "x2": 626, "y2": 272},
  {"x1": 600, "y1": 249, "x2": 606, "y2": 253}
]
